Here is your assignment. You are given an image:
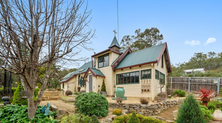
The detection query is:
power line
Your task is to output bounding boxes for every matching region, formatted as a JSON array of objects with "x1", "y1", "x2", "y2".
[{"x1": 117, "y1": 0, "x2": 119, "y2": 41}]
